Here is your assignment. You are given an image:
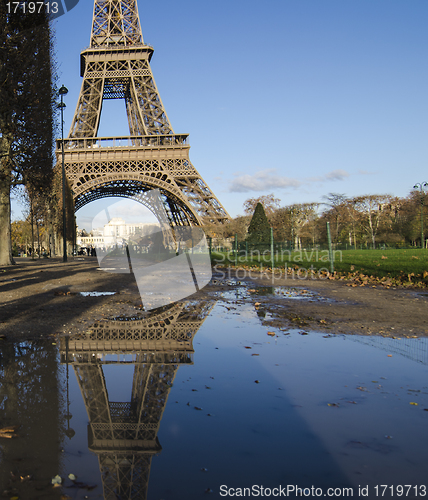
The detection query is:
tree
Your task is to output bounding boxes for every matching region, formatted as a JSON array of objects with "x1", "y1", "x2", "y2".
[
  {"x1": 270, "y1": 207, "x2": 289, "y2": 242},
  {"x1": 0, "y1": 4, "x2": 55, "y2": 265},
  {"x1": 321, "y1": 193, "x2": 348, "y2": 243},
  {"x1": 220, "y1": 216, "x2": 250, "y2": 240},
  {"x1": 392, "y1": 191, "x2": 426, "y2": 246},
  {"x1": 287, "y1": 203, "x2": 319, "y2": 249},
  {"x1": 243, "y1": 194, "x2": 280, "y2": 218},
  {"x1": 353, "y1": 195, "x2": 392, "y2": 248},
  {"x1": 246, "y1": 203, "x2": 271, "y2": 244},
  {"x1": 343, "y1": 198, "x2": 360, "y2": 247}
]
